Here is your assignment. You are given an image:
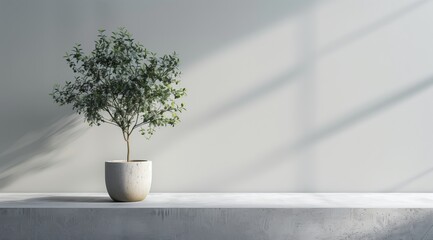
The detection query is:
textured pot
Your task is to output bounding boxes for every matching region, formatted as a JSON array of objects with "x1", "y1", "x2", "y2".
[{"x1": 105, "y1": 160, "x2": 152, "y2": 202}]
